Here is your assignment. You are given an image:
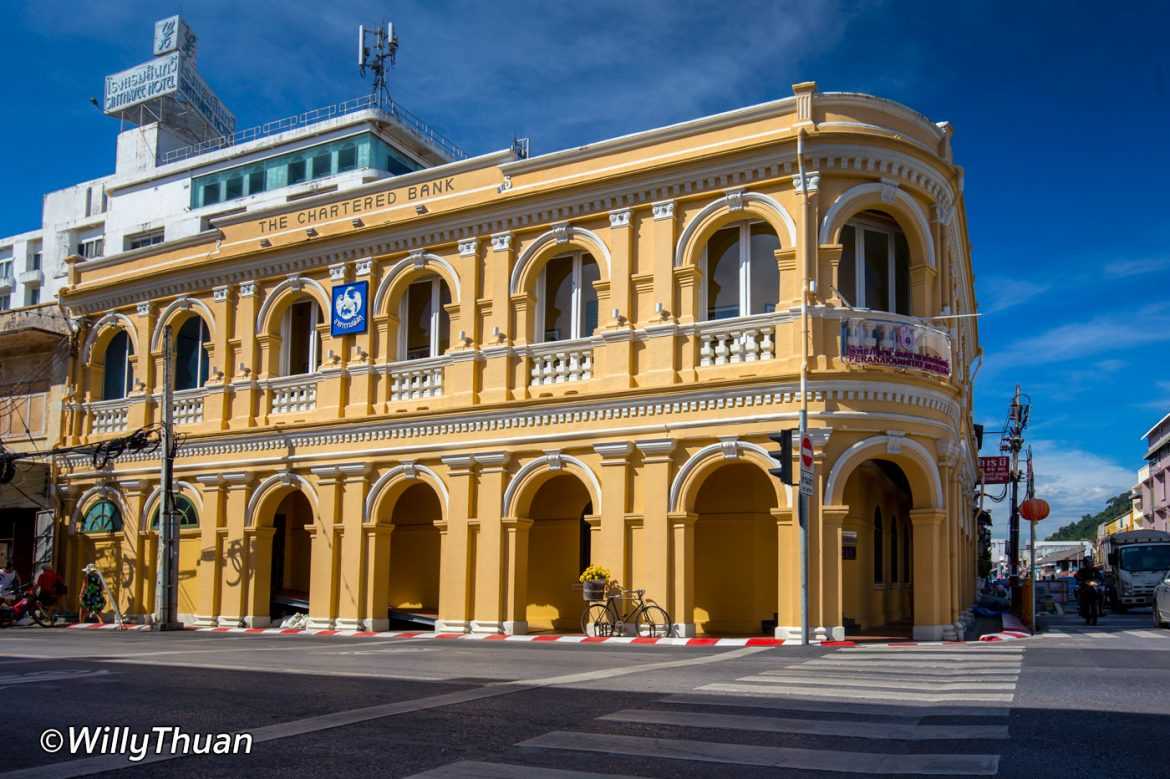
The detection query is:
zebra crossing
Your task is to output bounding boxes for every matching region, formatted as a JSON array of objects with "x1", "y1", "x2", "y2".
[
  {"x1": 1041, "y1": 627, "x2": 1170, "y2": 643},
  {"x1": 409, "y1": 643, "x2": 1023, "y2": 777}
]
